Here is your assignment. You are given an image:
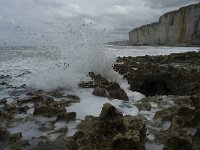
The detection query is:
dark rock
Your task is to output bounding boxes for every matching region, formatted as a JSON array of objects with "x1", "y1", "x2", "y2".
[
  {"x1": 114, "y1": 51, "x2": 200, "y2": 96},
  {"x1": 33, "y1": 100, "x2": 68, "y2": 117},
  {"x1": 56, "y1": 112, "x2": 76, "y2": 122},
  {"x1": 154, "y1": 106, "x2": 178, "y2": 121},
  {"x1": 0, "y1": 110, "x2": 13, "y2": 120},
  {"x1": 191, "y1": 95, "x2": 200, "y2": 110},
  {"x1": 66, "y1": 103, "x2": 146, "y2": 150},
  {"x1": 111, "y1": 130, "x2": 145, "y2": 150},
  {"x1": 18, "y1": 105, "x2": 30, "y2": 113},
  {"x1": 78, "y1": 81, "x2": 95, "y2": 88},
  {"x1": 163, "y1": 132, "x2": 193, "y2": 150},
  {"x1": 66, "y1": 94, "x2": 80, "y2": 100},
  {"x1": 47, "y1": 90, "x2": 63, "y2": 98},
  {"x1": 4, "y1": 103, "x2": 17, "y2": 112},
  {"x1": 136, "y1": 99, "x2": 151, "y2": 111},
  {"x1": 0, "y1": 98, "x2": 7, "y2": 105}
]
